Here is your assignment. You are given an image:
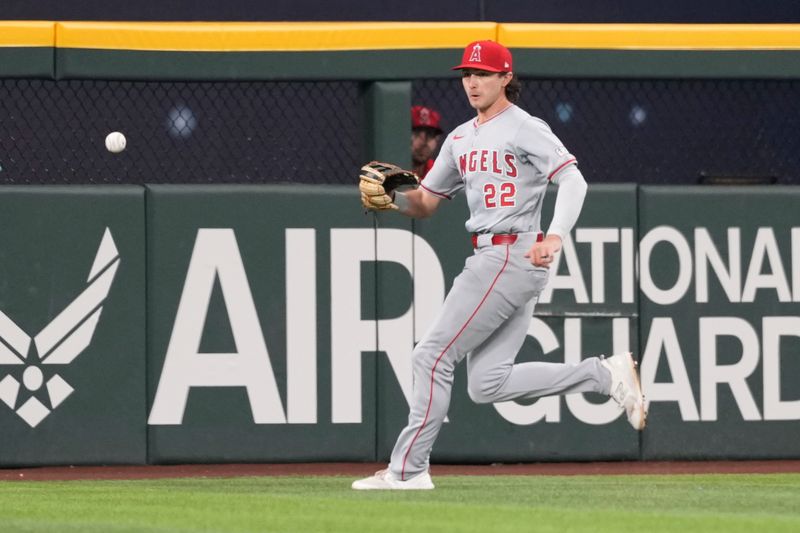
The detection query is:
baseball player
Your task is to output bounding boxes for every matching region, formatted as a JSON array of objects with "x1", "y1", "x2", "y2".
[{"x1": 354, "y1": 40, "x2": 646, "y2": 490}]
